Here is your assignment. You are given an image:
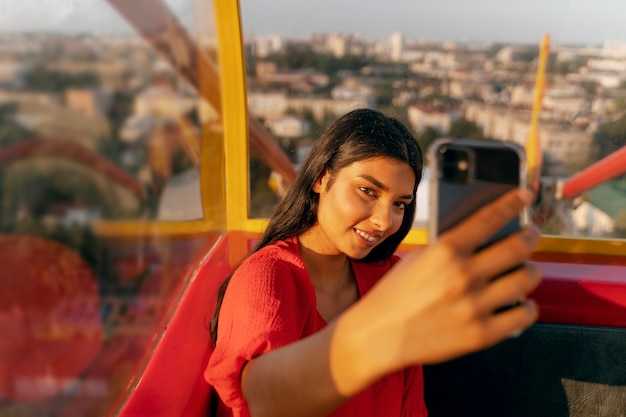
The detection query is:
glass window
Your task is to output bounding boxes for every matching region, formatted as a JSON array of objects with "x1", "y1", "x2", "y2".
[
  {"x1": 240, "y1": 0, "x2": 626, "y2": 240},
  {"x1": 0, "y1": 1, "x2": 207, "y2": 224},
  {"x1": 0, "y1": 1, "x2": 223, "y2": 415}
]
